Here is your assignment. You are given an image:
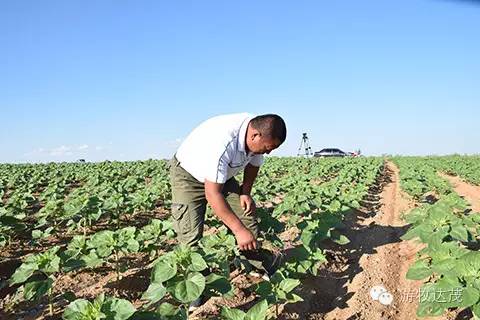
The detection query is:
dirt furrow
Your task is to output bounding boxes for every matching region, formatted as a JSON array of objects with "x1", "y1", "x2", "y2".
[
  {"x1": 321, "y1": 161, "x2": 423, "y2": 320},
  {"x1": 439, "y1": 173, "x2": 480, "y2": 212}
]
